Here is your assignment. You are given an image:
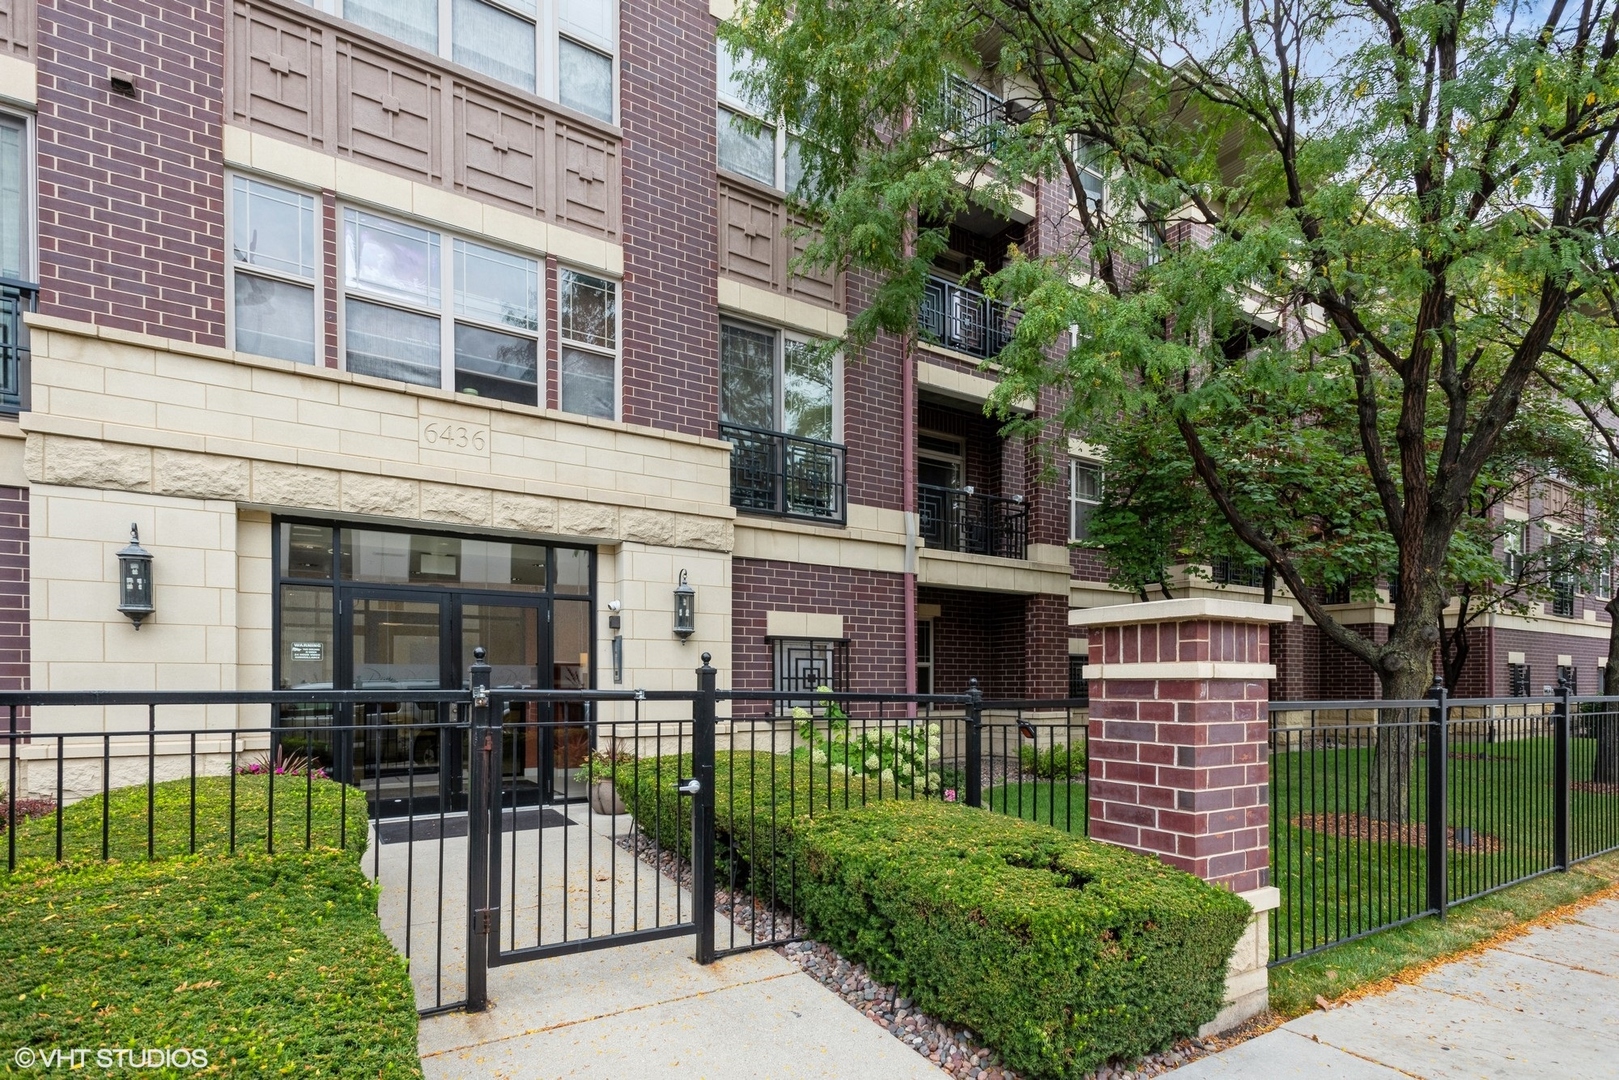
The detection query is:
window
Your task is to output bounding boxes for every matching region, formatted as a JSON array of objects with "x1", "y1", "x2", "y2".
[
  {"x1": 1508, "y1": 662, "x2": 1532, "y2": 697},
  {"x1": 1068, "y1": 136, "x2": 1105, "y2": 211},
  {"x1": 317, "y1": 0, "x2": 616, "y2": 122},
  {"x1": 916, "y1": 620, "x2": 934, "y2": 695},
  {"x1": 719, "y1": 322, "x2": 834, "y2": 440},
  {"x1": 774, "y1": 637, "x2": 849, "y2": 709},
  {"x1": 1600, "y1": 563, "x2": 1614, "y2": 598},
  {"x1": 0, "y1": 114, "x2": 27, "y2": 282},
  {"x1": 1553, "y1": 572, "x2": 1576, "y2": 618},
  {"x1": 1503, "y1": 520, "x2": 1528, "y2": 578},
  {"x1": 1212, "y1": 557, "x2": 1267, "y2": 590},
  {"x1": 558, "y1": 268, "x2": 618, "y2": 418},
  {"x1": 341, "y1": 207, "x2": 542, "y2": 405},
  {"x1": 231, "y1": 176, "x2": 318, "y2": 365},
  {"x1": 1558, "y1": 664, "x2": 1578, "y2": 693},
  {"x1": 1070, "y1": 460, "x2": 1101, "y2": 541},
  {"x1": 720, "y1": 321, "x2": 843, "y2": 521},
  {"x1": 1068, "y1": 654, "x2": 1089, "y2": 706},
  {"x1": 717, "y1": 45, "x2": 804, "y2": 193}
]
